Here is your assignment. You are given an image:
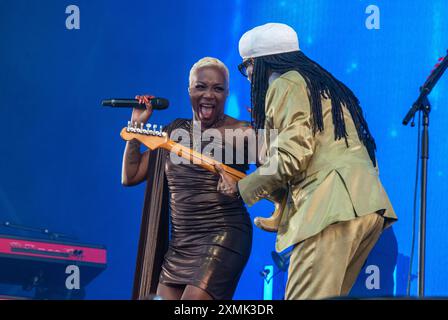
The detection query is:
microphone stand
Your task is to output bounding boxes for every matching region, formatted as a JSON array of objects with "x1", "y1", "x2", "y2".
[{"x1": 402, "y1": 50, "x2": 448, "y2": 297}]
